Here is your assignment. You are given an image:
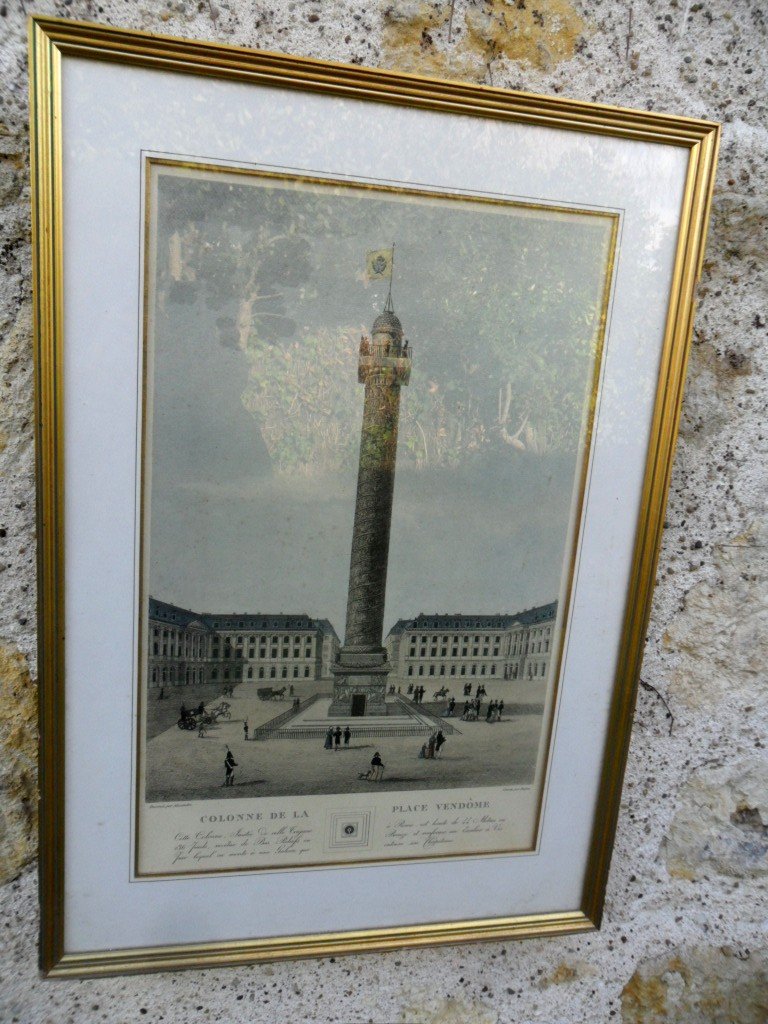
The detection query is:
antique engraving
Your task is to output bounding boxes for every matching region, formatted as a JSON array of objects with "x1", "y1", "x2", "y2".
[{"x1": 136, "y1": 160, "x2": 617, "y2": 875}]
